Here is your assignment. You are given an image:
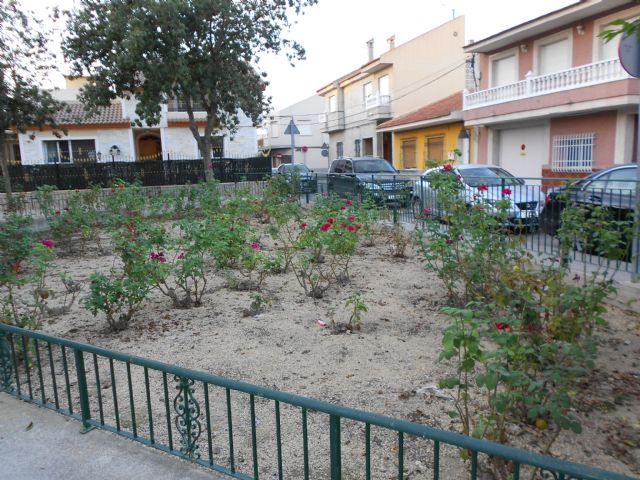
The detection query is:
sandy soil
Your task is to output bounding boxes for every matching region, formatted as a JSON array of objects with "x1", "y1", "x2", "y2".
[{"x1": 11, "y1": 227, "x2": 640, "y2": 480}]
